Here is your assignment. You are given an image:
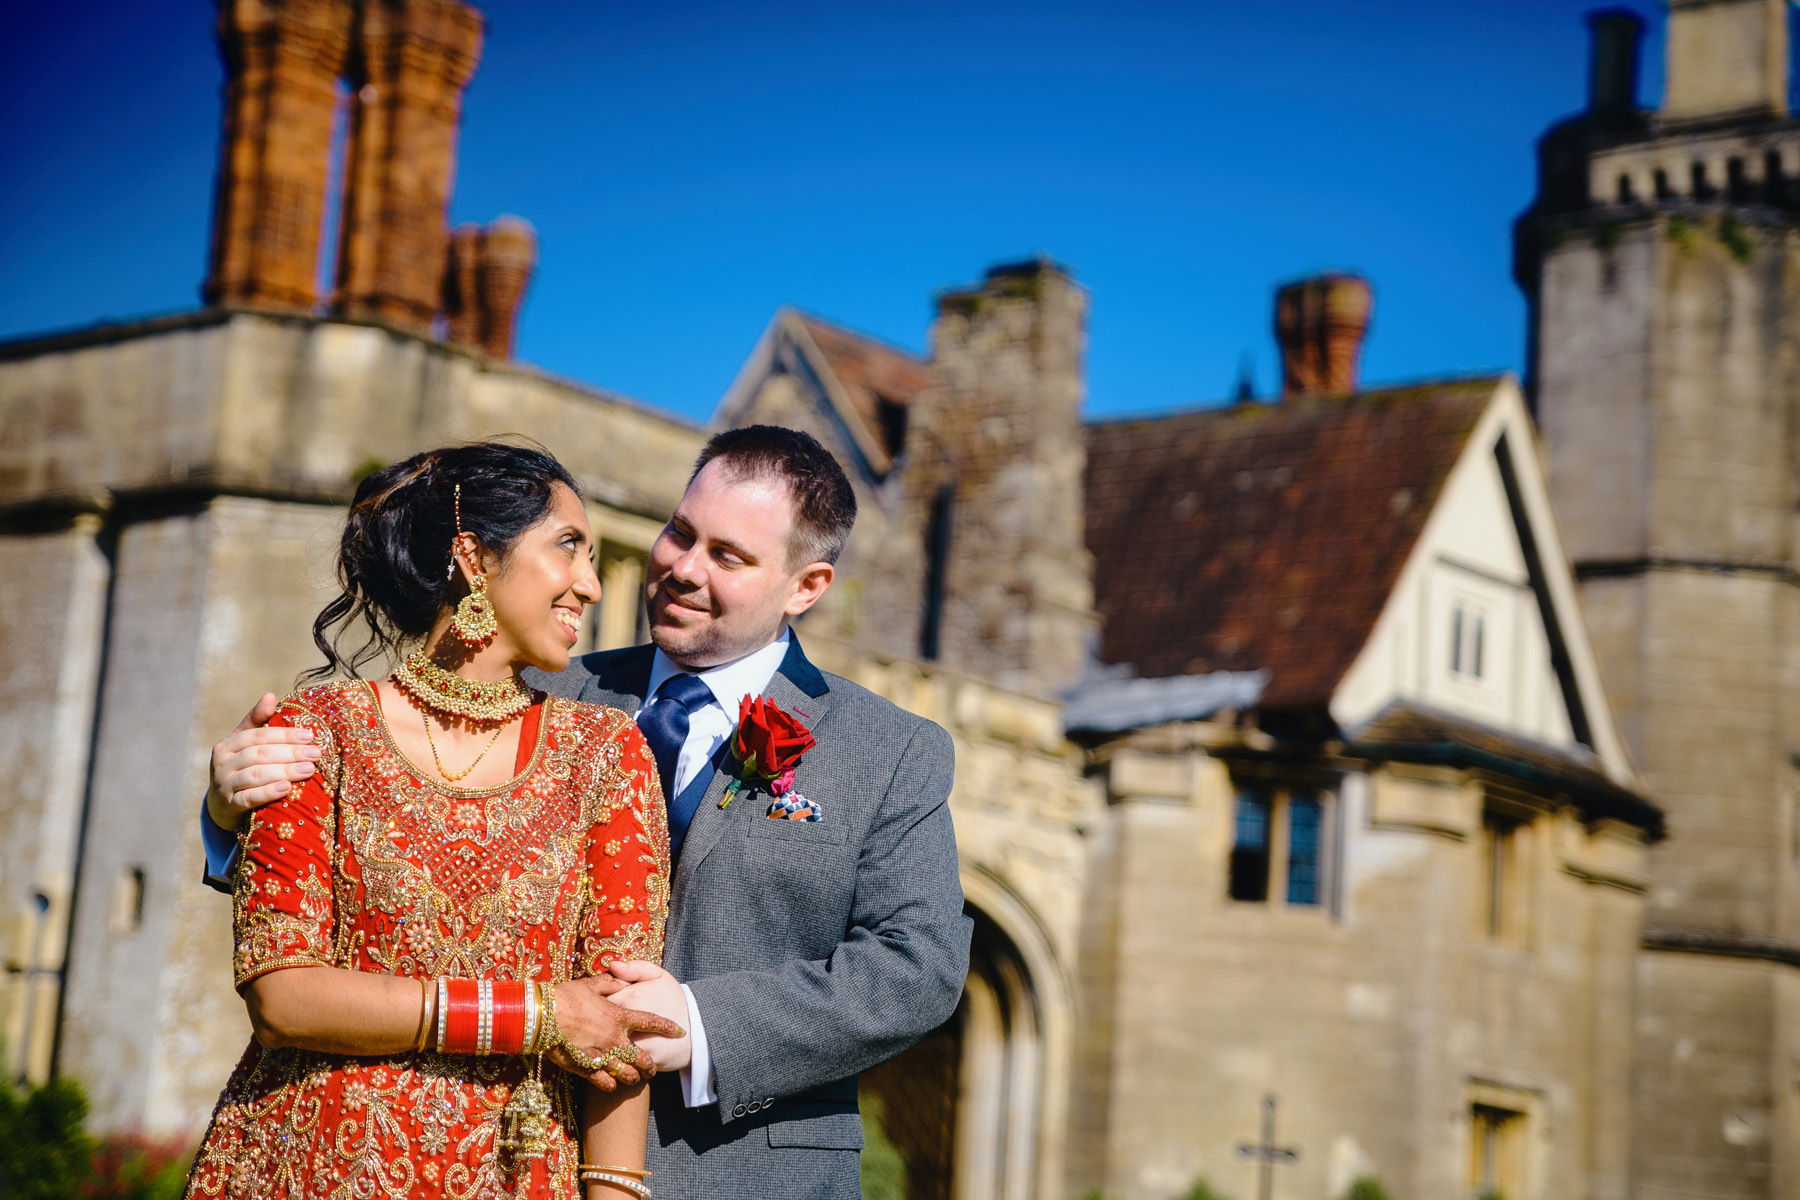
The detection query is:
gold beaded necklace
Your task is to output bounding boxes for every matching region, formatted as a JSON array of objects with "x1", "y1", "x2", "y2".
[
  {"x1": 392, "y1": 649, "x2": 534, "y2": 724},
  {"x1": 422, "y1": 709, "x2": 508, "y2": 783}
]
